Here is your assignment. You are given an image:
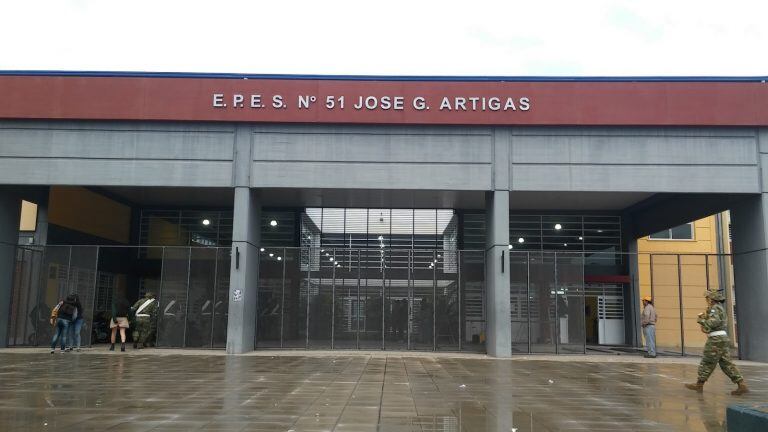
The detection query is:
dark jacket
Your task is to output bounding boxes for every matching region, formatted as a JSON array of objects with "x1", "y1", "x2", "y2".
[
  {"x1": 58, "y1": 295, "x2": 78, "y2": 321},
  {"x1": 112, "y1": 297, "x2": 131, "y2": 318},
  {"x1": 72, "y1": 296, "x2": 85, "y2": 321}
]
